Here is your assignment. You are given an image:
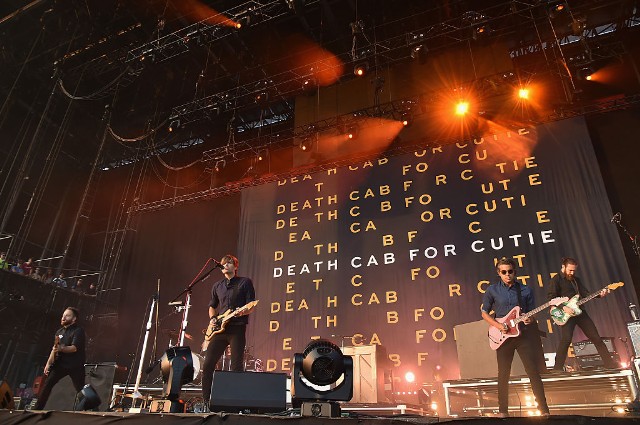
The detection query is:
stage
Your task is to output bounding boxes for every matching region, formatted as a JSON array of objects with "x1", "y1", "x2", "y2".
[{"x1": 2, "y1": 410, "x2": 640, "y2": 425}]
